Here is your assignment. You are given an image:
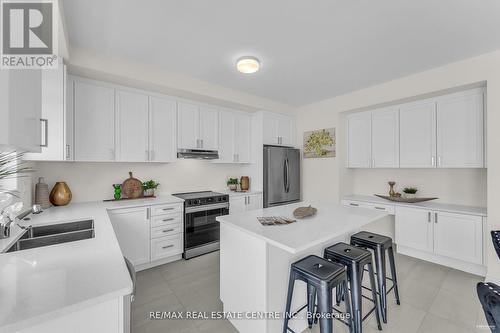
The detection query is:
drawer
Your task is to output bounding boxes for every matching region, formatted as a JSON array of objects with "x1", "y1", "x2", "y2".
[
  {"x1": 151, "y1": 235, "x2": 183, "y2": 261},
  {"x1": 151, "y1": 223, "x2": 183, "y2": 239},
  {"x1": 151, "y1": 203, "x2": 183, "y2": 216},
  {"x1": 151, "y1": 213, "x2": 183, "y2": 228},
  {"x1": 365, "y1": 203, "x2": 395, "y2": 215}
]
